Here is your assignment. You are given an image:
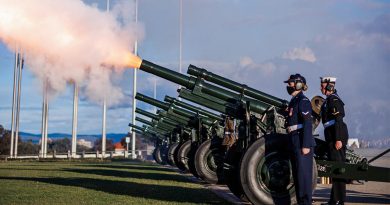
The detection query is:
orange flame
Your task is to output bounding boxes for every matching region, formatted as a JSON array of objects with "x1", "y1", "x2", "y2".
[
  {"x1": 105, "y1": 51, "x2": 142, "y2": 69},
  {"x1": 124, "y1": 52, "x2": 142, "y2": 69}
]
